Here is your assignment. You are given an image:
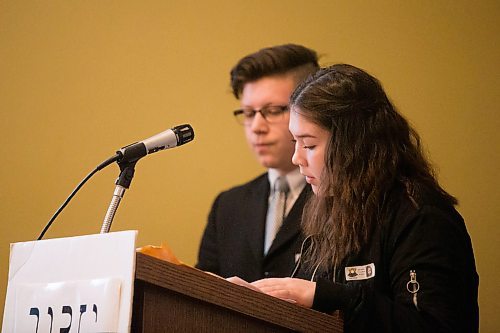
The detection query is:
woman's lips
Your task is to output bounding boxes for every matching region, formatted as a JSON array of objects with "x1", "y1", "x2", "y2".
[{"x1": 304, "y1": 175, "x2": 315, "y2": 184}]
